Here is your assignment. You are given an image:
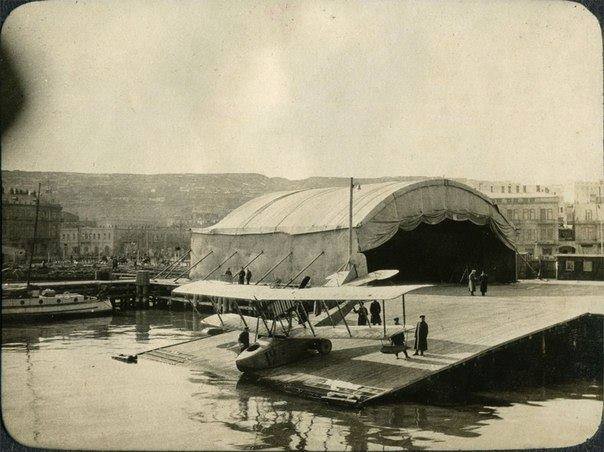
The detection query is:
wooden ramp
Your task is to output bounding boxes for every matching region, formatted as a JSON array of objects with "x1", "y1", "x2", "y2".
[{"x1": 139, "y1": 292, "x2": 603, "y2": 406}]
